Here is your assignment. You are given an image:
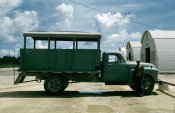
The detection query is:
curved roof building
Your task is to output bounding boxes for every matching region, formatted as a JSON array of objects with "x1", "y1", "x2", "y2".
[
  {"x1": 126, "y1": 41, "x2": 141, "y2": 61},
  {"x1": 141, "y1": 30, "x2": 175, "y2": 72}
]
